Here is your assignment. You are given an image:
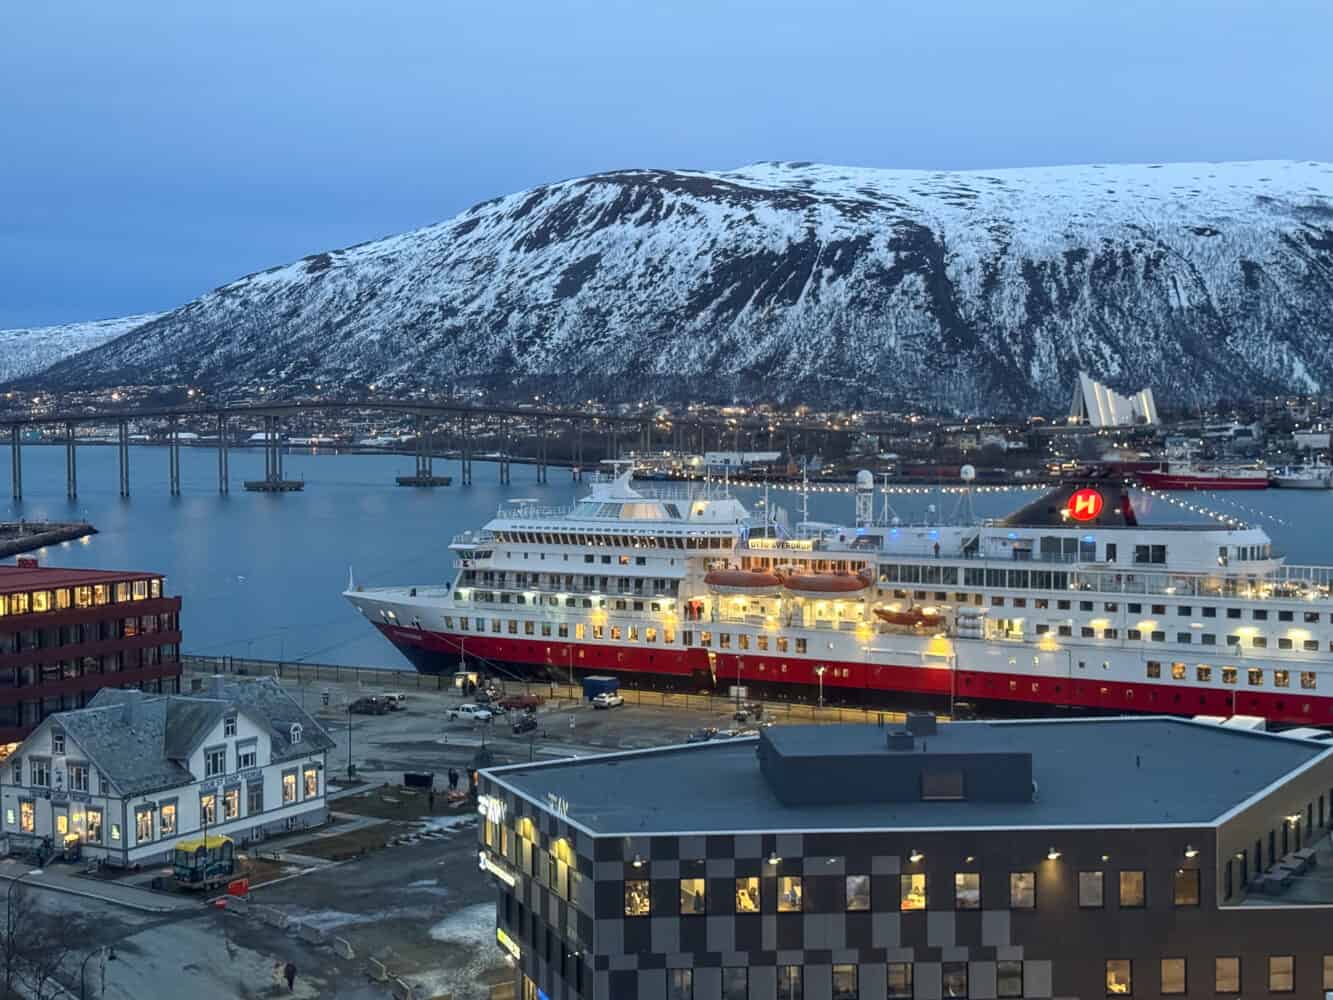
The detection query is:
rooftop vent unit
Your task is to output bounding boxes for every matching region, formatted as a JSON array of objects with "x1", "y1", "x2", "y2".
[
  {"x1": 887, "y1": 730, "x2": 915, "y2": 751},
  {"x1": 906, "y1": 712, "x2": 937, "y2": 737}
]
